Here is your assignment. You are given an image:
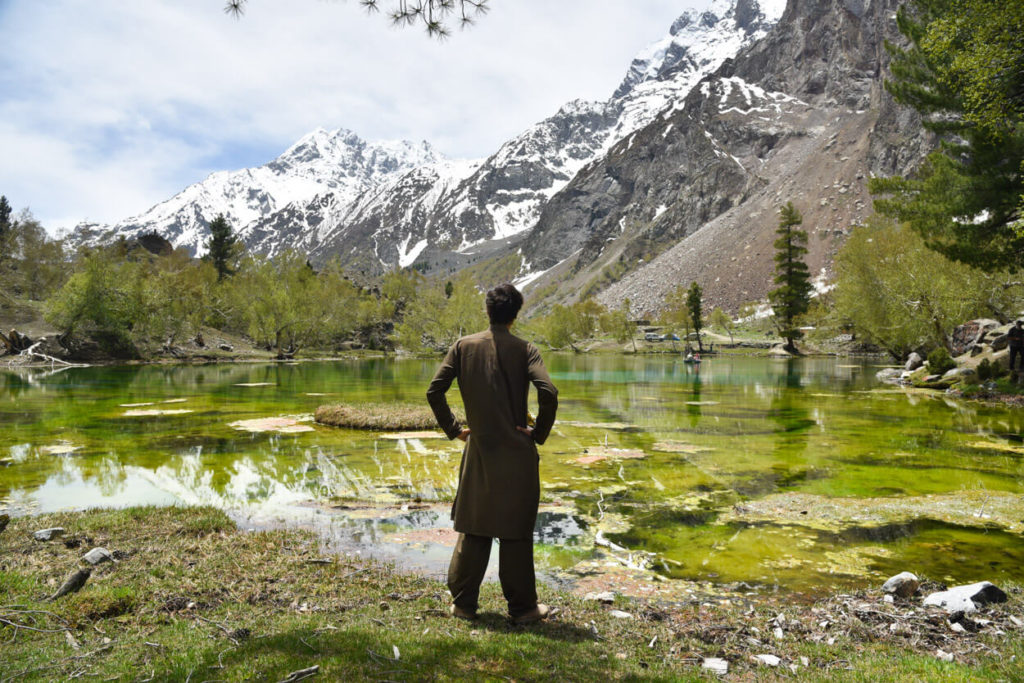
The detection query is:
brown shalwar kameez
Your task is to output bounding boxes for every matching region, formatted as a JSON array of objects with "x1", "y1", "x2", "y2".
[{"x1": 426, "y1": 324, "x2": 558, "y2": 617}]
